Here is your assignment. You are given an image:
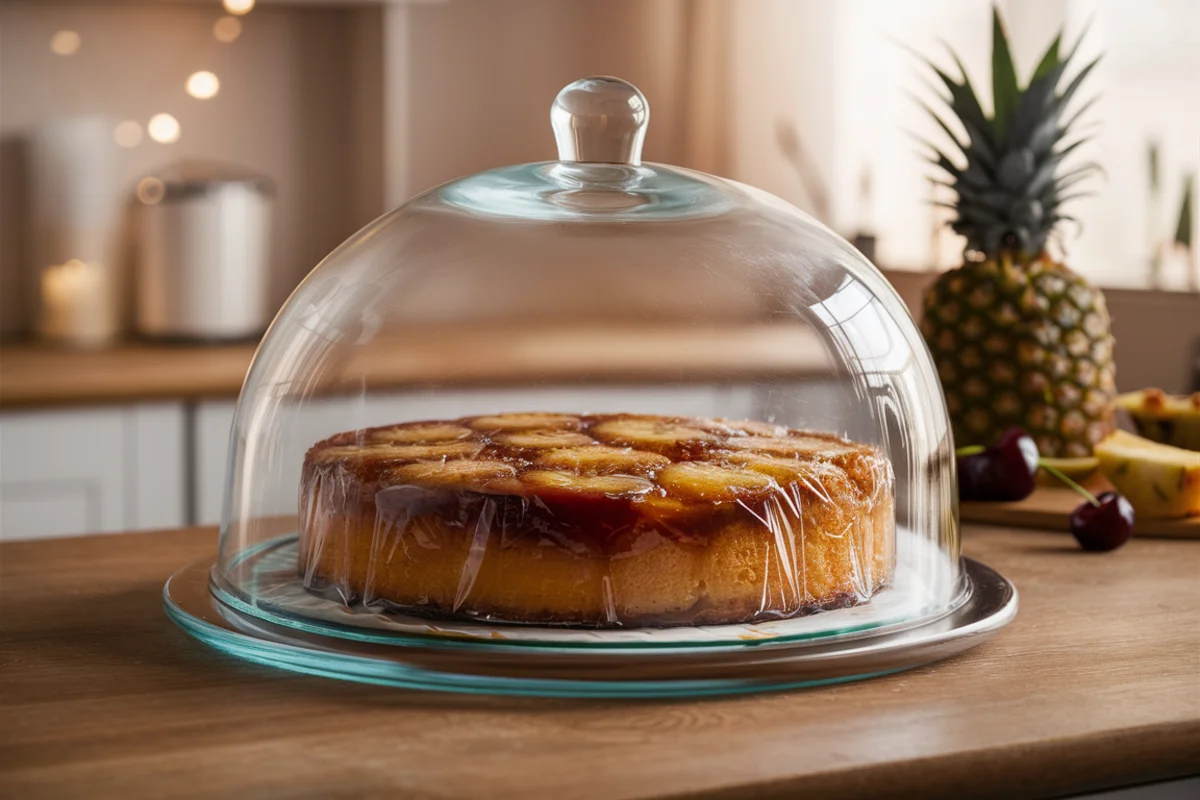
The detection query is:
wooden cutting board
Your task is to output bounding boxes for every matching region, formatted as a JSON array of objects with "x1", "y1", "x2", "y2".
[{"x1": 960, "y1": 475, "x2": 1200, "y2": 539}]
